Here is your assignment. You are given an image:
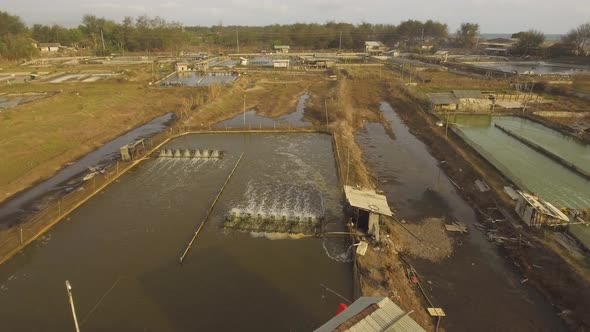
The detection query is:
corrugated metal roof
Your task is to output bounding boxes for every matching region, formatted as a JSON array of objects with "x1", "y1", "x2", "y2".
[
  {"x1": 314, "y1": 297, "x2": 427, "y2": 332},
  {"x1": 365, "y1": 41, "x2": 384, "y2": 47},
  {"x1": 344, "y1": 186, "x2": 392, "y2": 216},
  {"x1": 427, "y1": 93, "x2": 458, "y2": 105},
  {"x1": 452, "y1": 90, "x2": 484, "y2": 99},
  {"x1": 517, "y1": 190, "x2": 569, "y2": 222}
]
